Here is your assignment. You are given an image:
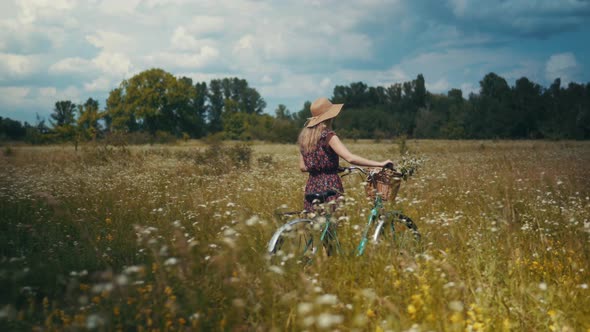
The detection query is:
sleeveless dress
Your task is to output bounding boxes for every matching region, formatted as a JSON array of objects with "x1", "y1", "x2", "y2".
[{"x1": 301, "y1": 129, "x2": 344, "y2": 211}]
